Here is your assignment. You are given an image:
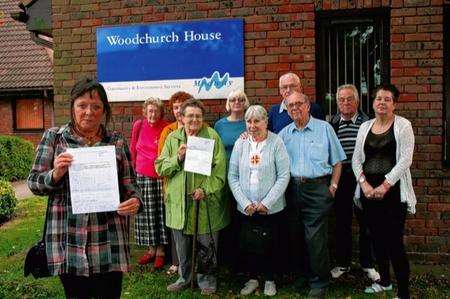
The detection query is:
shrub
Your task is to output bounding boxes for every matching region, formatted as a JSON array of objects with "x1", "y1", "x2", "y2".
[
  {"x1": 0, "y1": 135, "x2": 35, "y2": 181},
  {"x1": 0, "y1": 180, "x2": 17, "y2": 223}
]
